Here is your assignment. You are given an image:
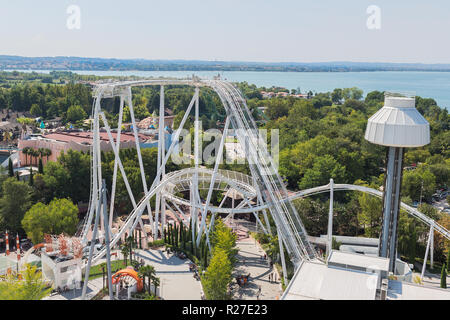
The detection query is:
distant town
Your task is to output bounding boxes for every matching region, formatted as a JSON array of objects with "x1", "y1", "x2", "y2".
[{"x1": 2, "y1": 55, "x2": 450, "y2": 72}]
